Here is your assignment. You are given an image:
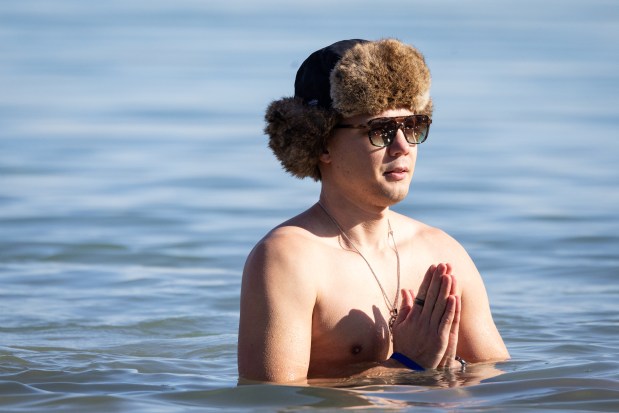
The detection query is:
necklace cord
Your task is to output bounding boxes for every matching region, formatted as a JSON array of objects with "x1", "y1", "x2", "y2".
[{"x1": 317, "y1": 202, "x2": 401, "y2": 332}]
